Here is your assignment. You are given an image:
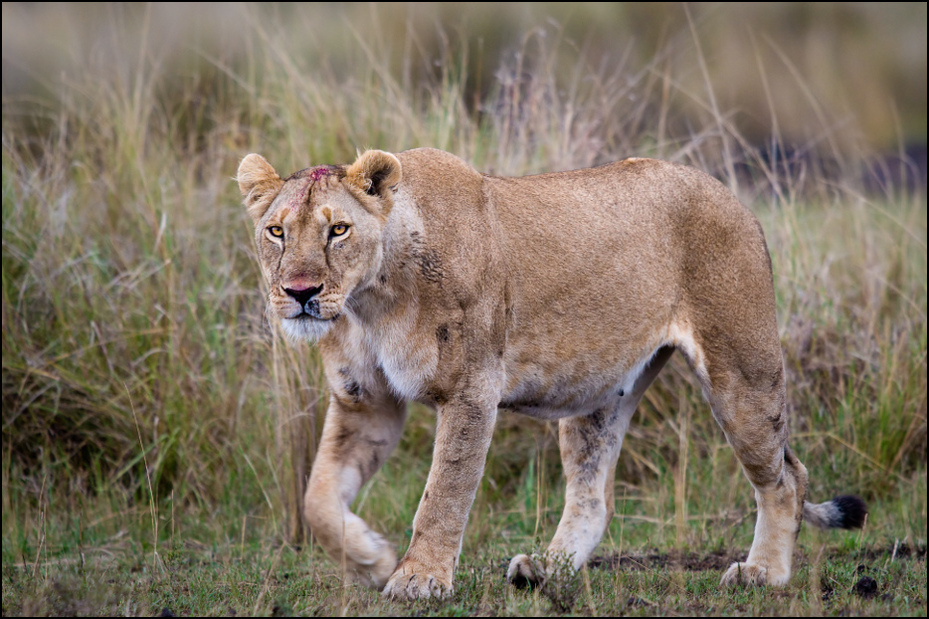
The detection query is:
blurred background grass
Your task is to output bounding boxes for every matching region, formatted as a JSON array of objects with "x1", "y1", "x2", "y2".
[{"x1": 1, "y1": 2, "x2": 926, "y2": 597}]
